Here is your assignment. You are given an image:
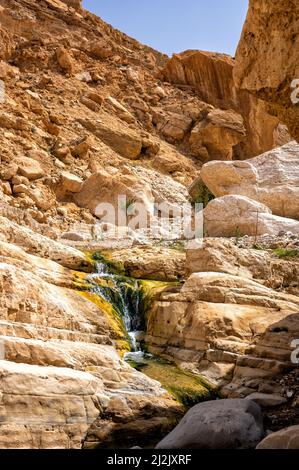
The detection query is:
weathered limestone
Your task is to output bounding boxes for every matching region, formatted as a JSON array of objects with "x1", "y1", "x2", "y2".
[
  {"x1": 162, "y1": 50, "x2": 290, "y2": 159},
  {"x1": 257, "y1": 426, "x2": 299, "y2": 449},
  {"x1": 234, "y1": 0, "x2": 299, "y2": 141},
  {"x1": 204, "y1": 195, "x2": 299, "y2": 237},
  {"x1": 189, "y1": 109, "x2": 246, "y2": 161},
  {"x1": 78, "y1": 116, "x2": 142, "y2": 160},
  {"x1": 146, "y1": 271, "x2": 299, "y2": 395},
  {"x1": 0, "y1": 235, "x2": 180, "y2": 448},
  {"x1": 201, "y1": 142, "x2": 299, "y2": 220}
]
